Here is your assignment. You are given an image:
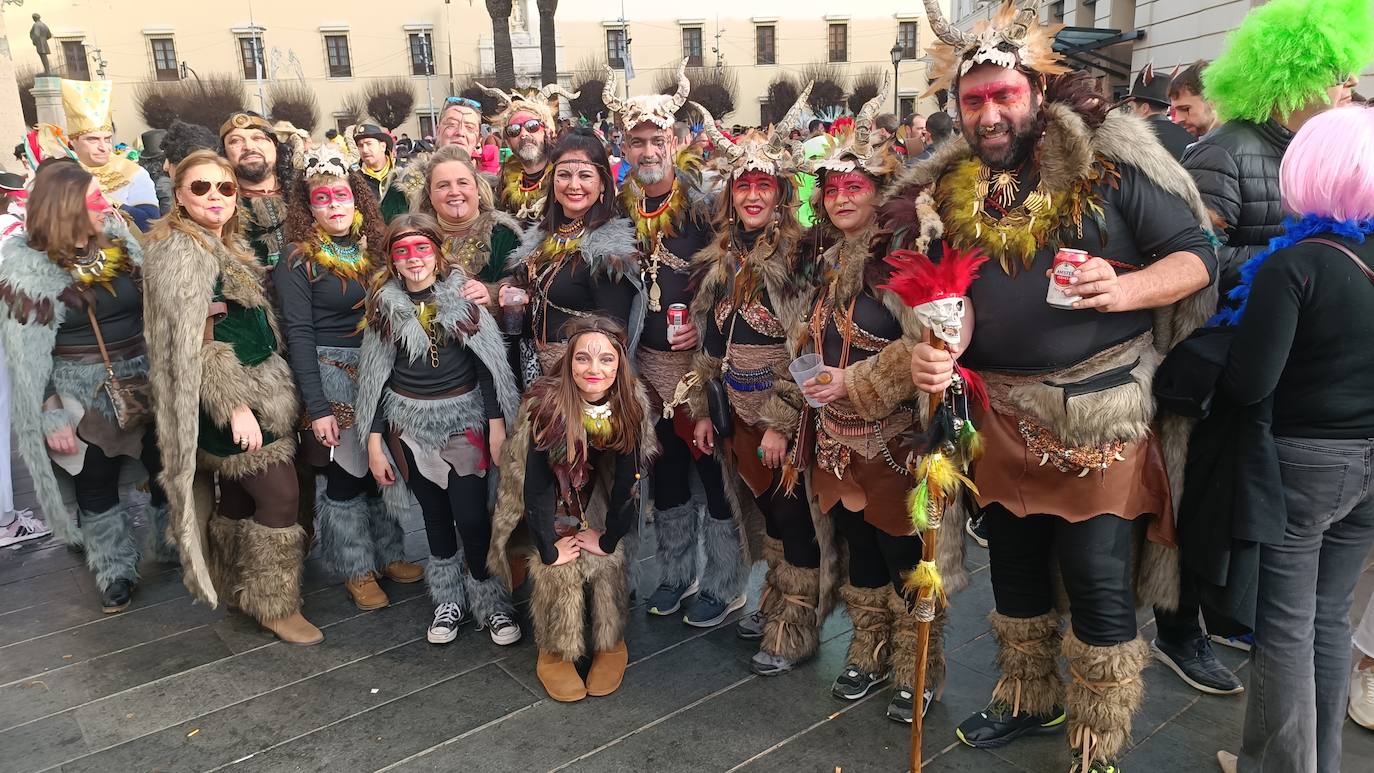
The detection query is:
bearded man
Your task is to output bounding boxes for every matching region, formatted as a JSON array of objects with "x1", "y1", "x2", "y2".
[
  {"x1": 59, "y1": 80, "x2": 160, "y2": 231},
  {"x1": 890, "y1": 4, "x2": 1217, "y2": 771},
  {"x1": 477, "y1": 82, "x2": 579, "y2": 225},
  {"x1": 219, "y1": 112, "x2": 294, "y2": 267}
]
